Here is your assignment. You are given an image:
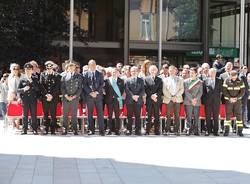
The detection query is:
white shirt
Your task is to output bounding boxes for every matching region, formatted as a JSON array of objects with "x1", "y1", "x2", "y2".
[{"x1": 167, "y1": 76, "x2": 177, "y2": 96}]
